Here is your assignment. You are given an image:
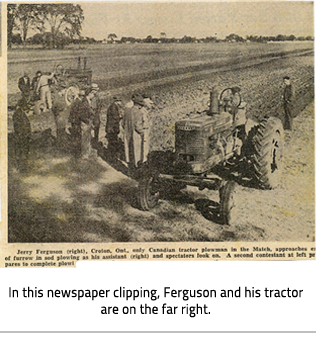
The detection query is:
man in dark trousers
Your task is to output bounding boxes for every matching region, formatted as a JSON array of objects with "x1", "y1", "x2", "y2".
[
  {"x1": 106, "y1": 96, "x2": 122, "y2": 156},
  {"x1": 18, "y1": 72, "x2": 31, "y2": 101},
  {"x1": 90, "y1": 83, "x2": 101, "y2": 144},
  {"x1": 68, "y1": 87, "x2": 96, "y2": 159},
  {"x1": 30, "y1": 70, "x2": 42, "y2": 102},
  {"x1": 13, "y1": 99, "x2": 31, "y2": 172},
  {"x1": 283, "y1": 76, "x2": 294, "y2": 130}
]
